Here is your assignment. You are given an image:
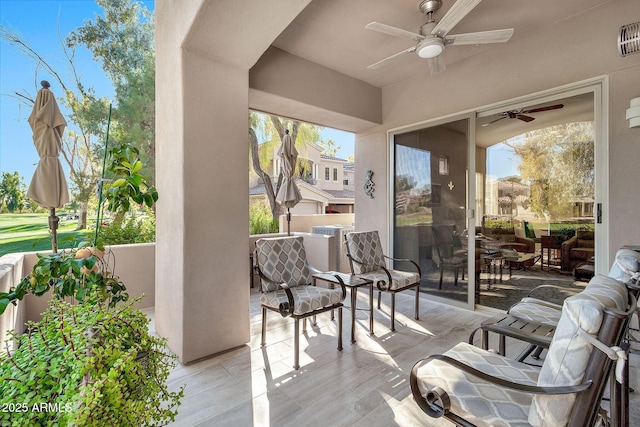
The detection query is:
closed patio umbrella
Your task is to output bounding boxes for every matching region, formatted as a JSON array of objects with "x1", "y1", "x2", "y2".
[
  {"x1": 275, "y1": 129, "x2": 302, "y2": 235},
  {"x1": 27, "y1": 80, "x2": 69, "y2": 253}
]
